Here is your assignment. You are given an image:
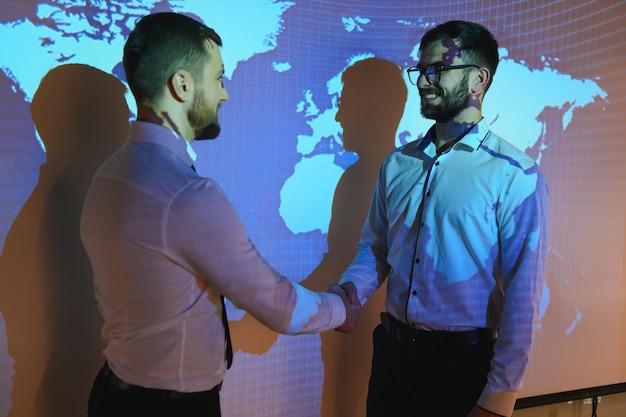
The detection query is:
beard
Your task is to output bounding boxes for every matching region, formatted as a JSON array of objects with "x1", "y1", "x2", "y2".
[
  {"x1": 420, "y1": 73, "x2": 470, "y2": 123},
  {"x1": 187, "y1": 88, "x2": 221, "y2": 140}
]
